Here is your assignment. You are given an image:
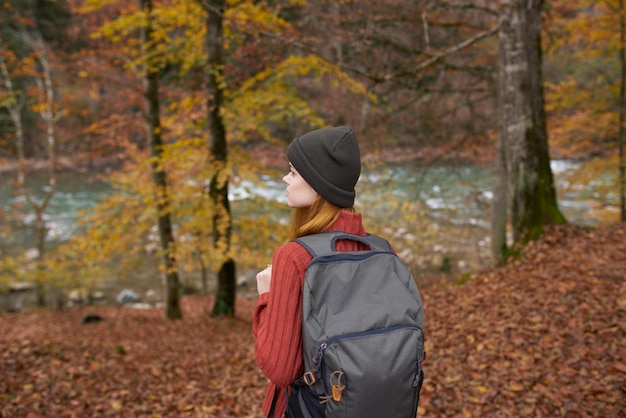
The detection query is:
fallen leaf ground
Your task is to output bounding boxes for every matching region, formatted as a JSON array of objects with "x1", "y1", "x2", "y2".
[{"x1": 1, "y1": 224, "x2": 625, "y2": 417}]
